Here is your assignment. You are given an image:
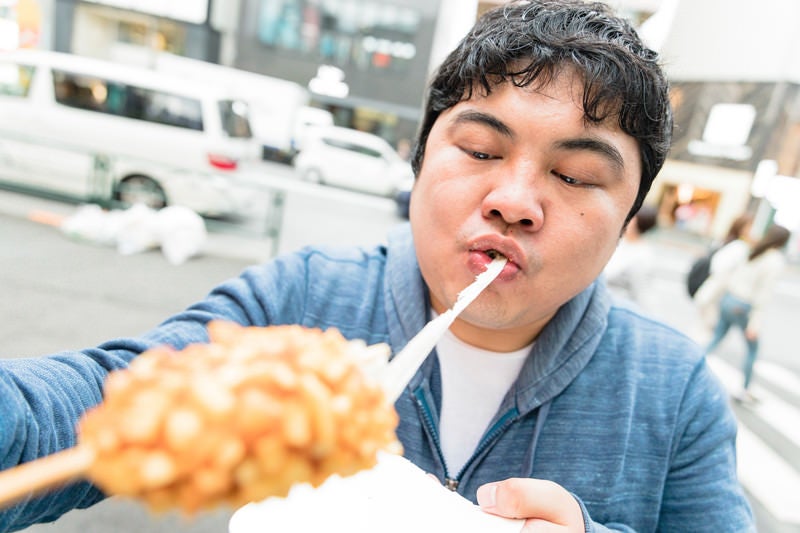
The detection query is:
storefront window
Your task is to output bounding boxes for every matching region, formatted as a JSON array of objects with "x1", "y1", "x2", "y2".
[
  {"x1": 117, "y1": 19, "x2": 185, "y2": 55},
  {"x1": 257, "y1": 0, "x2": 420, "y2": 73}
]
